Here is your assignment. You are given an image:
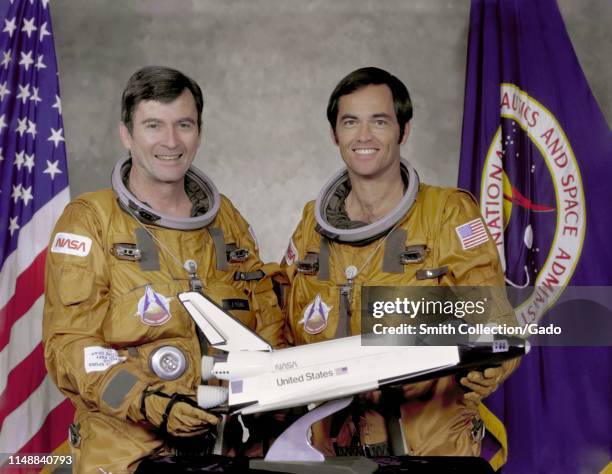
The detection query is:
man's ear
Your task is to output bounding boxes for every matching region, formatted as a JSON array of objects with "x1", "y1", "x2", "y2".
[
  {"x1": 118, "y1": 122, "x2": 131, "y2": 150},
  {"x1": 400, "y1": 120, "x2": 412, "y2": 145},
  {"x1": 329, "y1": 126, "x2": 339, "y2": 146}
]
